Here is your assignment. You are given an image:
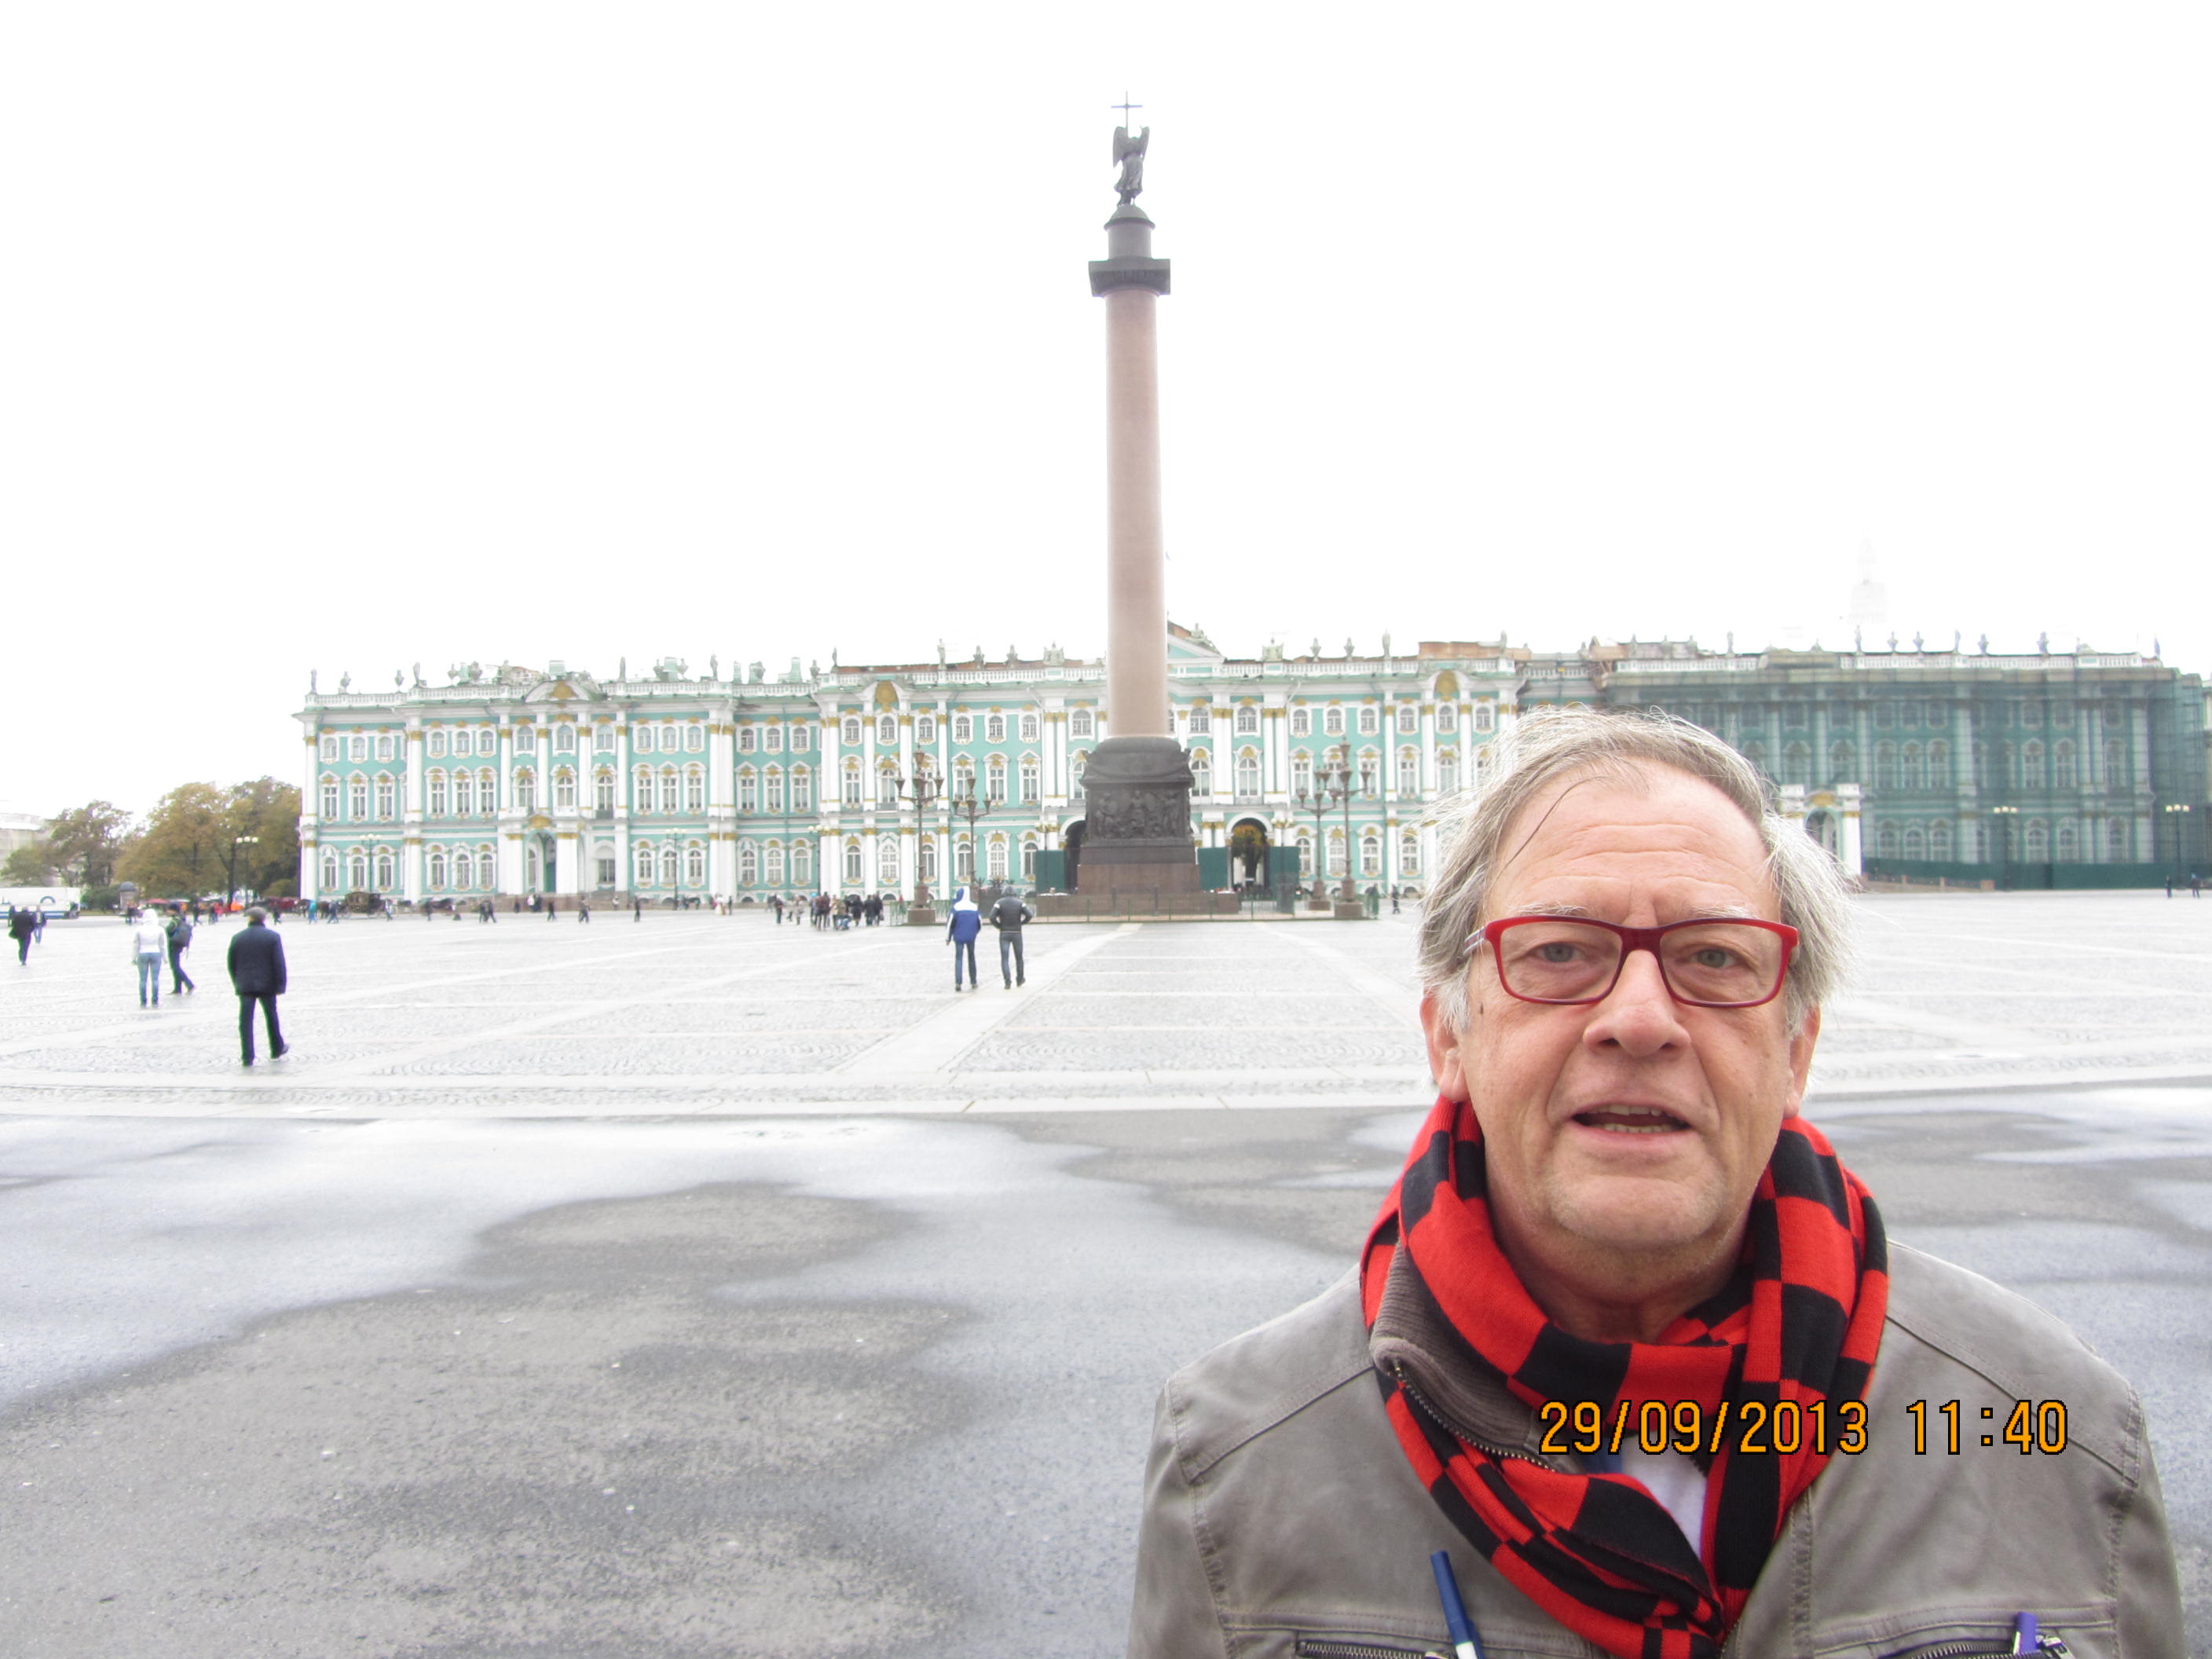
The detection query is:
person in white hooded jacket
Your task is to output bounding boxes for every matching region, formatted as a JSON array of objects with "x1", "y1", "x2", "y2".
[{"x1": 129, "y1": 912, "x2": 170, "y2": 1008}]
